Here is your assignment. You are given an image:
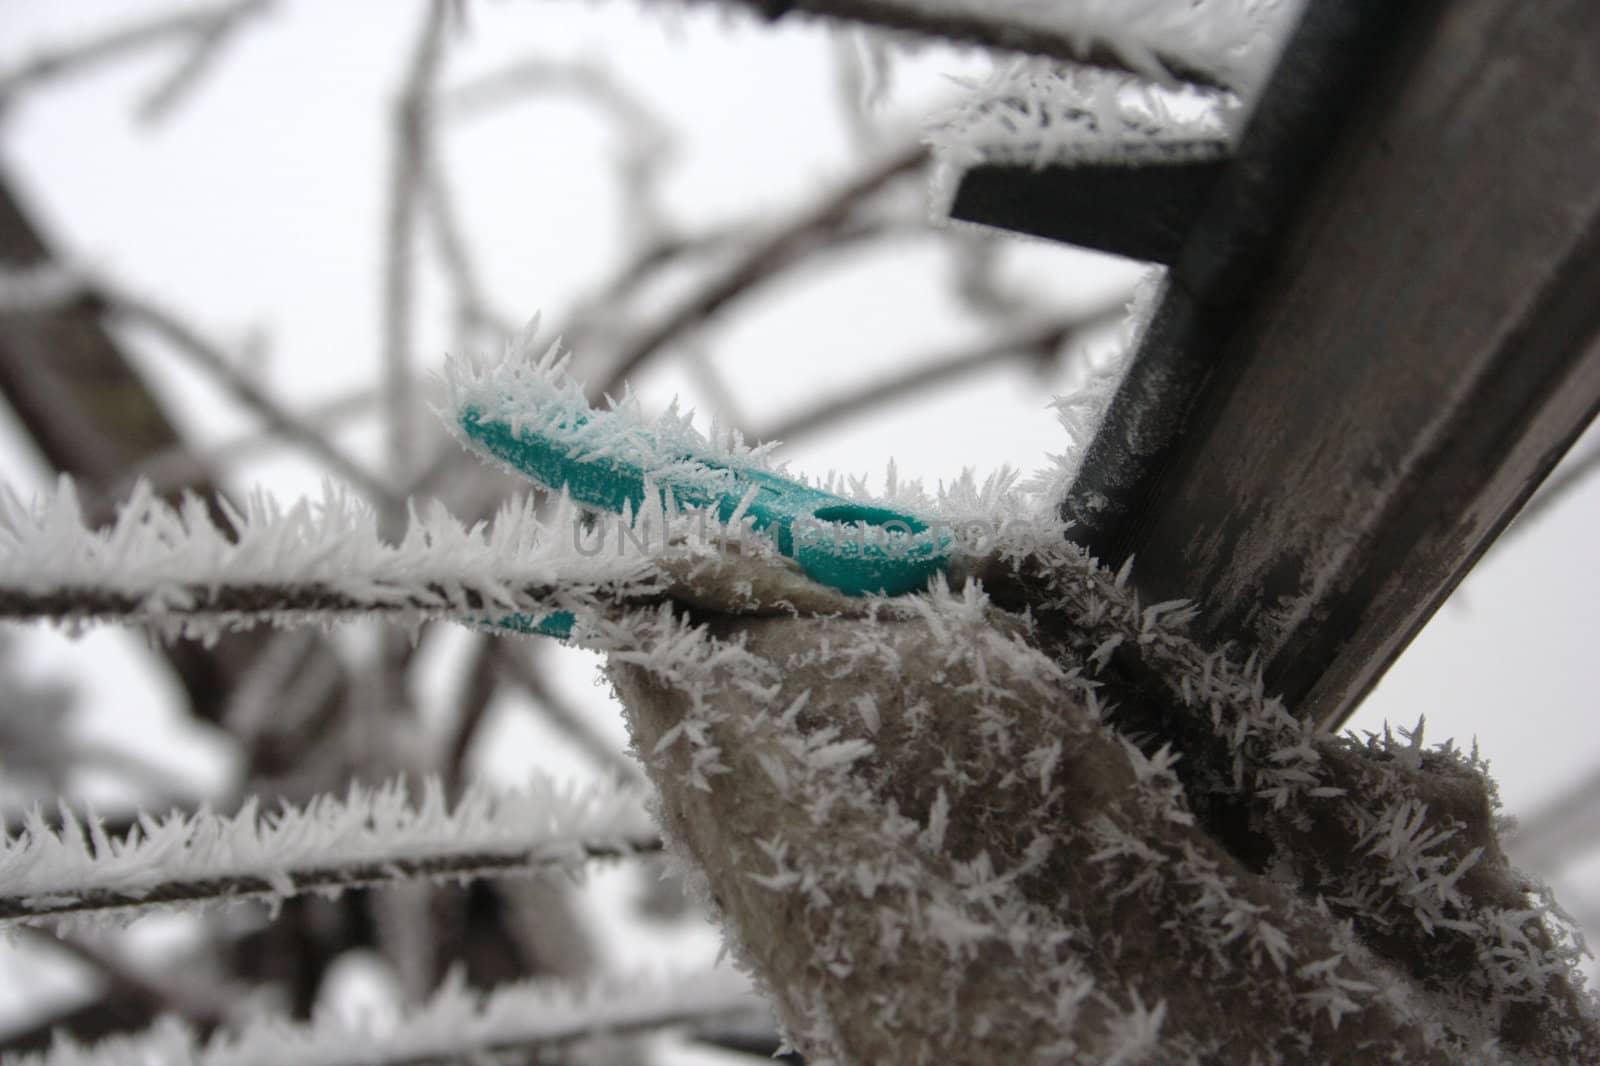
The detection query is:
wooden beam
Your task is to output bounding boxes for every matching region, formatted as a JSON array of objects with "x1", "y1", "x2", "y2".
[
  {"x1": 1056, "y1": 0, "x2": 1600, "y2": 727},
  {"x1": 949, "y1": 158, "x2": 1228, "y2": 265}
]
